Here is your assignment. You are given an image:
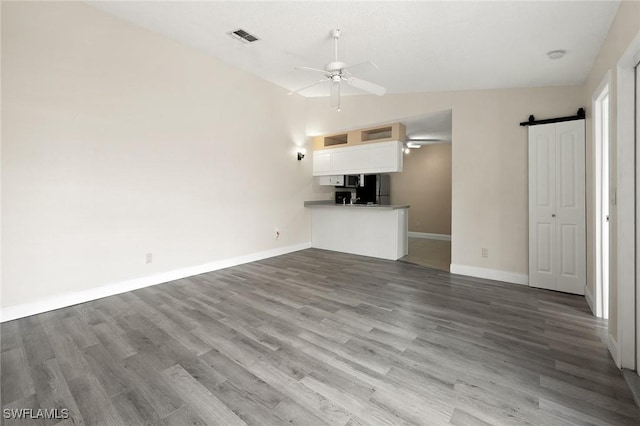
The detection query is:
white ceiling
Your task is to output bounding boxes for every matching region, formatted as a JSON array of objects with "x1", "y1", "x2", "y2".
[
  {"x1": 89, "y1": 1, "x2": 620, "y2": 98},
  {"x1": 403, "y1": 110, "x2": 452, "y2": 143}
]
